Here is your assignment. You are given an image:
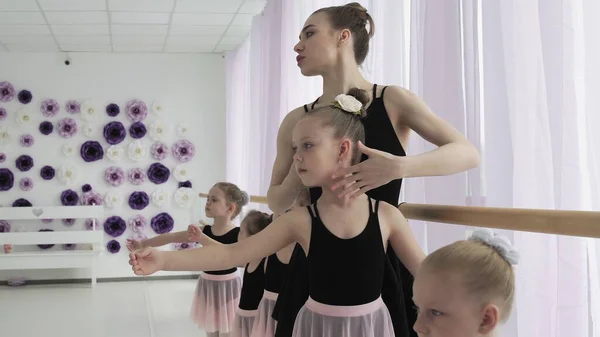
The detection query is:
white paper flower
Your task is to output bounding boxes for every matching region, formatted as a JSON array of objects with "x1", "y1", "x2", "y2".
[
  {"x1": 106, "y1": 145, "x2": 124, "y2": 161},
  {"x1": 148, "y1": 120, "x2": 166, "y2": 141},
  {"x1": 173, "y1": 164, "x2": 191, "y2": 182},
  {"x1": 152, "y1": 188, "x2": 169, "y2": 207},
  {"x1": 174, "y1": 187, "x2": 196, "y2": 209},
  {"x1": 62, "y1": 144, "x2": 75, "y2": 157},
  {"x1": 58, "y1": 165, "x2": 78, "y2": 185},
  {"x1": 334, "y1": 94, "x2": 363, "y2": 113},
  {"x1": 152, "y1": 101, "x2": 164, "y2": 116},
  {"x1": 104, "y1": 191, "x2": 124, "y2": 209},
  {"x1": 80, "y1": 100, "x2": 97, "y2": 121},
  {"x1": 82, "y1": 123, "x2": 95, "y2": 138},
  {"x1": 16, "y1": 107, "x2": 33, "y2": 126},
  {"x1": 176, "y1": 124, "x2": 189, "y2": 138},
  {"x1": 0, "y1": 126, "x2": 11, "y2": 146},
  {"x1": 128, "y1": 140, "x2": 148, "y2": 162}
]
